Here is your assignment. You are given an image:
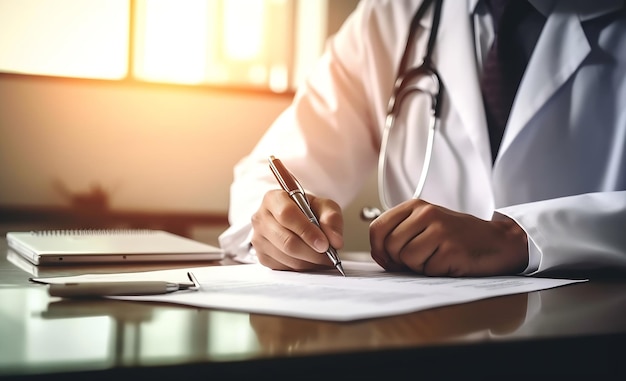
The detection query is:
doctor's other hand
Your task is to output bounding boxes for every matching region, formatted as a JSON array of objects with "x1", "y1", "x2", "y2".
[
  {"x1": 251, "y1": 189, "x2": 344, "y2": 272},
  {"x1": 369, "y1": 199, "x2": 528, "y2": 277}
]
